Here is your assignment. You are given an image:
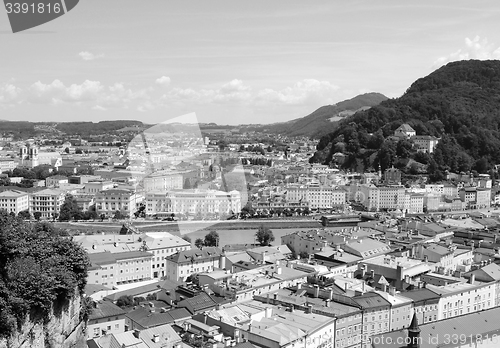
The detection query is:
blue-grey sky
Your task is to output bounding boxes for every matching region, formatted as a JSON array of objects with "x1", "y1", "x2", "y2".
[{"x1": 1, "y1": 0, "x2": 500, "y2": 124}]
